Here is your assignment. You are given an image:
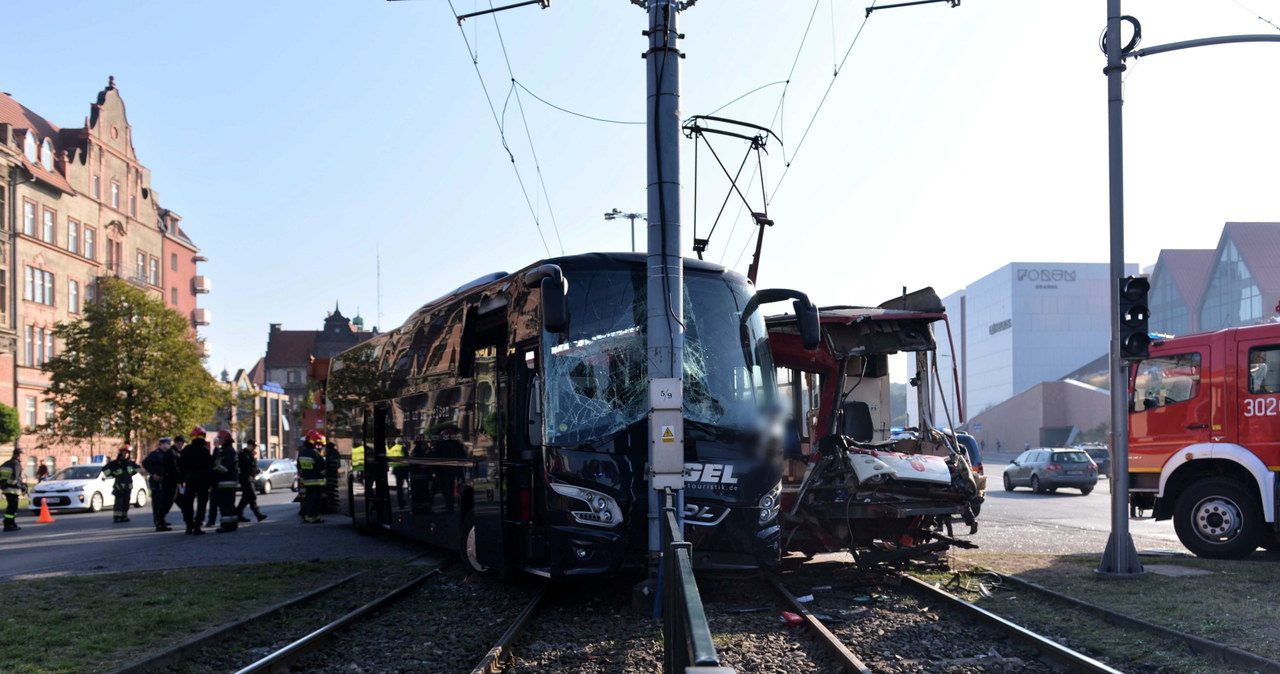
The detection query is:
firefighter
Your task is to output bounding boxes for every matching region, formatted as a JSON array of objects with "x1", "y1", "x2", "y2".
[
  {"x1": 235, "y1": 440, "x2": 267, "y2": 523},
  {"x1": 103, "y1": 445, "x2": 140, "y2": 523},
  {"x1": 1, "y1": 448, "x2": 25, "y2": 531},
  {"x1": 296, "y1": 430, "x2": 328, "y2": 524},
  {"x1": 142, "y1": 437, "x2": 175, "y2": 531},
  {"x1": 211, "y1": 429, "x2": 240, "y2": 532},
  {"x1": 178, "y1": 426, "x2": 214, "y2": 535}
]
